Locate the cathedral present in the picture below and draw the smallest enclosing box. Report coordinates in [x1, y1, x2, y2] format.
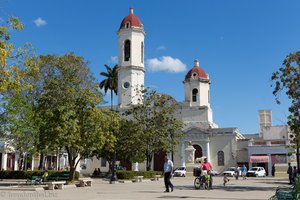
[0, 8, 291, 177]
[115, 8, 245, 173]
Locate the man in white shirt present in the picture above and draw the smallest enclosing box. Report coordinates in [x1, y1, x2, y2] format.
[163, 155, 174, 192]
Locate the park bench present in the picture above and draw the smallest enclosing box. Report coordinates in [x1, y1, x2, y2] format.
[151, 175, 161, 181]
[78, 178, 93, 187]
[133, 176, 144, 182]
[46, 181, 66, 190]
[26, 175, 42, 185]
[47, 172, 70, 181]
[269, 175, 300, 200]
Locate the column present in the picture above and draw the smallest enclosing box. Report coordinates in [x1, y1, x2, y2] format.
[249, 154, 252, 169]
[206, 141, 211, 162]
[181, 143, 186, 167]
[75, 154, 80, 172]
[268, 154, 272, 177]
[1, 152, 7, 170]
[31, 156, 35, 170]
[132, 162, 139, 171]
[14, 152, 19, 171]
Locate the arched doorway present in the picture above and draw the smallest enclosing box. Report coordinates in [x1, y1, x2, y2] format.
[193, 145, 203, 161]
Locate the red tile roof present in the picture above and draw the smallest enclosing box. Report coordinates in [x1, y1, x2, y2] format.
[120, 8, 142, 29]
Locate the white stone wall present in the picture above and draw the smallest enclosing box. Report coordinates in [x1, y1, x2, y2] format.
[210, 135, 237, 172]
[262, 125, 289, 140]
[184, 80, 210, 107]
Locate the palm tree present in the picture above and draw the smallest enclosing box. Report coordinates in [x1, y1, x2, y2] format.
[99, 64, 118, 183]
[99, 64, 118, 110]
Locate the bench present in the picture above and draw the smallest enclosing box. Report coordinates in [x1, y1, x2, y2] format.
[153, 175, 161, 181]
[78, 178, 93, 187]
[46, 181, 66, 190]
[269, 175, 300, 200]
[47, 172, 70, 181]
[26, 176, 42, 185]
[133, 176, 144, 182]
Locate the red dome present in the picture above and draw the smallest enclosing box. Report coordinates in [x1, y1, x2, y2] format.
[120, 8, 142, 29]
[185, 60, 208, 81]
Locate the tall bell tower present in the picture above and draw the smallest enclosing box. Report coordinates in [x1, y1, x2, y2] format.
[117, 8, 145, 108]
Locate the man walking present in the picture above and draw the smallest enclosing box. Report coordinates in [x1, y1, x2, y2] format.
[287, 163, 293, 184]
[164, 155, 174, 192]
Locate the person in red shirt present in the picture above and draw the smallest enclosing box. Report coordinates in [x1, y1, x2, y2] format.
[201, 157, 213, 189]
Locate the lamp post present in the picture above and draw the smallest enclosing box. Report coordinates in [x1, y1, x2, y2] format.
[110, 146, 118, 183]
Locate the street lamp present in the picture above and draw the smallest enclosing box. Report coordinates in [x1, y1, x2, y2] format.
[110, 146, 118, 183]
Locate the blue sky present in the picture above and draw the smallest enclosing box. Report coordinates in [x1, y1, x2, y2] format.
[3, 0, 300, 134]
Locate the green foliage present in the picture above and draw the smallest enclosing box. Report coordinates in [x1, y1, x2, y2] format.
[0, 16, 32, 93]
[32, 53, 109, 180]
[116, 170, 162, 180]
[99, 64, 118, 110]
[124, 88, 183, 170]
[272, 51, 300, 143]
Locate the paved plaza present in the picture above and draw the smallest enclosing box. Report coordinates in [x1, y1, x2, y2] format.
[0, 176, 290, 200]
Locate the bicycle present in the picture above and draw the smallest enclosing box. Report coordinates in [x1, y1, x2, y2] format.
[193, 168, 210, 190]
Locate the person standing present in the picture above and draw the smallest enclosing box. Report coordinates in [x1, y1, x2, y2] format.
[201, 157, 213, 189]
[287, 163, 293, 184]
[241, 164, 247, 180]
[293, 166, 297, 184]
[163, 155, 174, 192]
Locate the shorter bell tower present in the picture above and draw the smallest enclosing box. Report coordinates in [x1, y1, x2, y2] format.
[183, 59, 211, 107]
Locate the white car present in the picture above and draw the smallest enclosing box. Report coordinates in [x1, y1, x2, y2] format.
[173, 166, 186, 177]
[247, 167, 266, 177]
[223, 167, 240, 177]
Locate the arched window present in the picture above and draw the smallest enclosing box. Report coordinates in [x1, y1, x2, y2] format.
[217, 151, 224, 166]
[192, 88, 198, 102]
[141, 42, 144, 63]
[124, 40, 131, 61]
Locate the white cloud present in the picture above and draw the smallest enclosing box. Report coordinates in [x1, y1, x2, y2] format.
[110, 56, 118, 63]
[156, 45, 166, 51]
[33, 17, 47, 27]
[146, 56, 186, 73]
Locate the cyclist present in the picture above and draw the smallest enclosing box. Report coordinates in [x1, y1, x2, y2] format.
[201, 158, 213, 189]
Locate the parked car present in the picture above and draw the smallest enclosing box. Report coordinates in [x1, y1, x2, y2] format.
[173, 166, 186, 177]
[246, 167, 266, 177]
[223, 167, 241, 177]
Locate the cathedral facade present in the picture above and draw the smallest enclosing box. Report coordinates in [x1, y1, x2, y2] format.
[116, 8, 245, 173]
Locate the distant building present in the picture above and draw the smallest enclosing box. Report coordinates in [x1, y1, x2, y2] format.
[245, 110, 291, 176]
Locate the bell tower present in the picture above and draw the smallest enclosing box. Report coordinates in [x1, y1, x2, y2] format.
[183, 59, 211, 107]
[117, 8, 145, 108]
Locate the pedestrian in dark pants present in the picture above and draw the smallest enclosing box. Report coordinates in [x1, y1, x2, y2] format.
[163, 155, 174, 192]
[293, 166, 297, 184]
[287, 163, 293, 184]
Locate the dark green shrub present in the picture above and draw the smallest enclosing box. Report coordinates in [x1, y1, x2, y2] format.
[0, 170, 79, 180]
[116, 170, 162, 180]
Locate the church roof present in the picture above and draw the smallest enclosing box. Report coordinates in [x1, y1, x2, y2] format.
[184, 59, 208, 81]
[119, 8, 142, 29]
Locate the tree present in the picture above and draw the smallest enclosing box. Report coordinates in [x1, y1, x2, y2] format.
[99, 64, 118, 182]
[35, 53, 110, 180]
[0, 53, 40, 170]
[271, 51, 300, 172]
[0, 16, 28, 93]
[125, 89, 183, 170]
[99, 64, 118, 110]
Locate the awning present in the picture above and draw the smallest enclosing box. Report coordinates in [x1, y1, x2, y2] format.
[250, 156, 269, 163]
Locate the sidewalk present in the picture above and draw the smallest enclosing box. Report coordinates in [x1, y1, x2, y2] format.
[0, 176, 289, 200]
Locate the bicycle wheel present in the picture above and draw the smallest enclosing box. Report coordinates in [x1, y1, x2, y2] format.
[194, 177, 201, 189]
